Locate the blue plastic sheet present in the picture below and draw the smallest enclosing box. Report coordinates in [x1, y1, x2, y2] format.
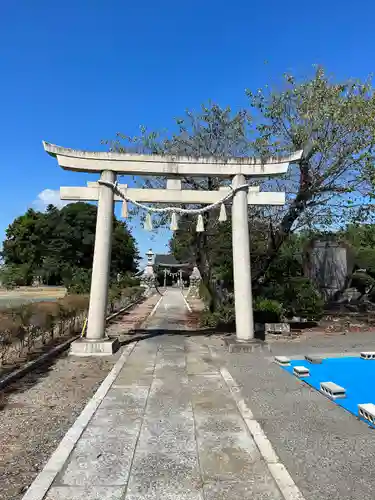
[280, 357, 375, 428]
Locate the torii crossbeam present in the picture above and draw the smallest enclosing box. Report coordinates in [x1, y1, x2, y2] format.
[43, 141, 302, 355]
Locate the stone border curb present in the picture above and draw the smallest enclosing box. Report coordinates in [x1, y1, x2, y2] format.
[180, 291, 192, 313]
[220, 367, 306, 500]
[0, 297, 144, 392]
[21, 342, 137, 500]
[149, 295, 164, 318]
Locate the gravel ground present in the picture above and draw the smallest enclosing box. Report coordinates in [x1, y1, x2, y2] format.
[0, 294, 159, 500]
[0, 354, 118, 500]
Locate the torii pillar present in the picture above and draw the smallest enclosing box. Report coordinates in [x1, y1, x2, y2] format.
[232, 174, 254, 342]
[43, 141, 302, 354]
[77, 169, 120, 355]
[84, 170, 117, 349]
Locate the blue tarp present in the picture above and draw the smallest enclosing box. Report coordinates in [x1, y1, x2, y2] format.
[280, 357, 375, 428]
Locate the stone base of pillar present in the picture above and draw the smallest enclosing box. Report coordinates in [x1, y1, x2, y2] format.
[225, 337, 269, 354]
[69, 338, 120, 356]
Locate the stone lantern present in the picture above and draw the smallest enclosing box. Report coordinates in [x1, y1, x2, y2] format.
[140, 249, 156, 296]
[188, 266, 202, 298]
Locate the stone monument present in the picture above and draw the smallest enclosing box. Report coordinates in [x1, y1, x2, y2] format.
[305, 240, 348, 300]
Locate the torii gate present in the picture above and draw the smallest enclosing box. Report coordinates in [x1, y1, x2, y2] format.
[43, 141, 302, 355]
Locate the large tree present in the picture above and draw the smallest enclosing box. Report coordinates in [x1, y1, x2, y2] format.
[105, 68, 375, 309]
[247, 68, 375, 280]
[2, 203, 139, 287]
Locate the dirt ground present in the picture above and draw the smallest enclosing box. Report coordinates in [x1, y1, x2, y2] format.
[0, 294, 159, 500]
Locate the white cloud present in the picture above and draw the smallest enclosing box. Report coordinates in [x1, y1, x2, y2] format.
[33, 189, 70, 211]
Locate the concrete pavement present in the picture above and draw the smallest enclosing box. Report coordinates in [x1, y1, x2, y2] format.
[23, 290, 292, 500]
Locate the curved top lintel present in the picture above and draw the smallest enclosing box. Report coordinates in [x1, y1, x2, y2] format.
[43, 141, 303, 166]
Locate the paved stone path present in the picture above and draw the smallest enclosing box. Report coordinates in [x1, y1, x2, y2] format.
[25, 289, 286, 500]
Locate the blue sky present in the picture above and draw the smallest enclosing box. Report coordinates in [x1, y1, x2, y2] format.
[1, 0, 374, 262]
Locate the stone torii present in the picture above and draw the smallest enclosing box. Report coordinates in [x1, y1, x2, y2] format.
[43, 141, 302, 355]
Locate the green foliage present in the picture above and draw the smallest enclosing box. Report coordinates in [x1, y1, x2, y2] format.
[247, 68, 375, 277]
[350, 271, 375, 295]
[354, 248, 375, 274]
[0, 263, 31, 288]
[199, 281, 213, 304]
[65, 268, 92, 294]
[111, 222, 140, 281]
[200, 304, 235, 329]
[171, 218, 234, 287]
[200, 297, 284, 329]
[2, 203, 139, 289]
[340, 224, 375, 278]
[261, 277, 324, 320]
[343, 224, 375, 249]
[108, 285, 122, 312]
[105, 103, 252, 159]
[110, 70, 375, 302]
[120, 285, 143, 299]
[108, 284, 143, 313]
[264, 235, 305, 282]
[116, 273, 141, 288]
[253, 298, 284, 319]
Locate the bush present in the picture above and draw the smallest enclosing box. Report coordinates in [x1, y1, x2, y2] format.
[200, 303, 235, 328]
[30, 301, 61, 344]
[58, 295, 89, 316]
[288, 278, 324, 319]
[108, 285, 144, 312]
[199, 282, 212, 304]
[122, 286, 143, 300]
[31, 301, 60, 325]
[65, 268, 92, 294]
[263, 278, 324, 320]
[5, 303, 35, 353]
[0, 312, 22, 363]
[253, 298, 284, 323]
[0, 285, 142, 369]
[108, 285, 122, 312]
[116, 273, 141, 288]
[0, 264, 31, 289]
[354, 247, 375, 275]
[200, 296, 285, 329]
[350, 271, 375, 296]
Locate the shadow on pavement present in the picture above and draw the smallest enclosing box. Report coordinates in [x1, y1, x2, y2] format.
[119, 327, 233, 346]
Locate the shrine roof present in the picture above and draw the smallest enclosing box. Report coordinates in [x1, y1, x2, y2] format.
[154, 254, 190, 268]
